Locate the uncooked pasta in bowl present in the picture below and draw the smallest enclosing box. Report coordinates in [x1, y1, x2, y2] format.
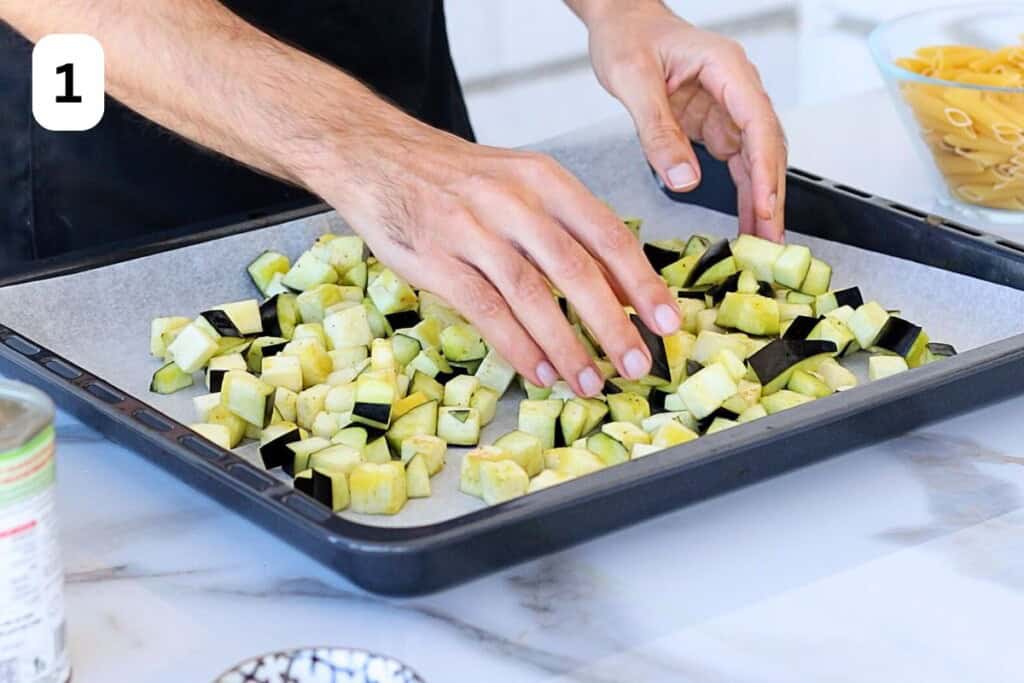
[870, 5, 1024, 218]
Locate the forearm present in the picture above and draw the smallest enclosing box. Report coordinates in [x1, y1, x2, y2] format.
[564, 0, 666, 26]
[0, 0, 420, 192]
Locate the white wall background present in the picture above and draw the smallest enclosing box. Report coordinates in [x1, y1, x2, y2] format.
[445, 0, 999, 147]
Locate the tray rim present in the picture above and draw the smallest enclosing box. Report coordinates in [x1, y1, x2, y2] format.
[4, 147, 1024, 594]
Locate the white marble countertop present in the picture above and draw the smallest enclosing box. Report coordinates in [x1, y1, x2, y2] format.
[17, 91, 1024, 682]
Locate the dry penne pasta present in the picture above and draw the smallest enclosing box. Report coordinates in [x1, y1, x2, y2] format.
[896, 39, 1024, 209]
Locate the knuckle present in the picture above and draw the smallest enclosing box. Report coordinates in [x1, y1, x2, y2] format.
[600, 222, 637, 253]
[643, 122, 684, 150]
[553, 244, 594, 282]
[457, 273, 504, 320]
[514, 266, 552, 307]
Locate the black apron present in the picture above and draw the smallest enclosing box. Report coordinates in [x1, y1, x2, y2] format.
[0, 1, 473, 277]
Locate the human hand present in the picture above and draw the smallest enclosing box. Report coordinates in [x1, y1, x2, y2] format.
[311, 116, 682, 396]
[581, 1, 788, 240]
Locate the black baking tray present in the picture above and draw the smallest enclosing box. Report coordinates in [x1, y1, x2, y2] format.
[3, 144, 1024, 595]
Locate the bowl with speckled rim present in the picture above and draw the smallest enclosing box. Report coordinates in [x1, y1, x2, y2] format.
[213, 647, 425, 683]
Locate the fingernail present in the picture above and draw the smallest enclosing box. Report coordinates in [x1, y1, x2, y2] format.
[536, 361, 557, 387]
[655, 304, 681, 334]
[578, 367, 603, 396]
[666, 163, 699, 190]
[623, 348, 650, 379]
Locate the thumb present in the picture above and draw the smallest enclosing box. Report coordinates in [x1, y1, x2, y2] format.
[613, 67, 701, 192]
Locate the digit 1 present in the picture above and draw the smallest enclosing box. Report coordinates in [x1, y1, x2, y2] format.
[55, 63, 82, 103]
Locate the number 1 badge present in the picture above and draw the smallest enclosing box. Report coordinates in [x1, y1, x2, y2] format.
[32, 34, 105, 132]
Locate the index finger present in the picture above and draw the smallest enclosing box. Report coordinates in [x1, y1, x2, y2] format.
[519, 155, 683, 337]
[698, 47, 787, 240]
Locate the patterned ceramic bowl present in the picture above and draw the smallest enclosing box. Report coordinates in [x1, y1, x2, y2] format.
[213, 647, 425, 683]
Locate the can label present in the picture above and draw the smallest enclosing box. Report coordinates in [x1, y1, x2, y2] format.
[0, 427, 69, 683]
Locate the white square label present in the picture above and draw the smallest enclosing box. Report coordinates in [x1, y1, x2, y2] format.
[32, 34, 105, 132]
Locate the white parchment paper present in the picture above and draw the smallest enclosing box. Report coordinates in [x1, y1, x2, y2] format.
[2, 118, 1023, 527]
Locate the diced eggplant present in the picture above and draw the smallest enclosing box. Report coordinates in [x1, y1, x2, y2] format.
[815, 287, 864, 317]
[799, 258, 832, 296]
[683, 238, 733, 287]
[470, 386, 499, 426]
[189, 423, 233, 450]
[324, 304, 375, 350]
[385, 399, 438, 451]
[869, 355, 909, 380]
[847, 302, 890, 349]
[443, 375, 481, 408]
[259, 293, 300, 340]
[247, 251, 291, 296]
[517, 399, 564, 450]
[406, 348, 451, 379]
[786, 291, 816, 305]
[772, 244, 812, 290]
[807, 317, 855, 357]
[396, 434, 444, 477]
[782, 315, 821, 340]
[311, 468, 350, 511]
[150, 361, 194, 394]
[409, 371, 445, 404]
[258, 424, 302, 470]
[206, 405, 247, 447]
[362, 299, 391, 339]
[331, 425, 369, 451]
[651, 419, 698, 448]
[479, 459, 530, 505]
[528, 469, 574, 493]
[815, 357, 857, 392]
[459, 446, 508, 496]
[606, 392, 651, 427]
[364, 435, 393, 464]
[738, 404, 768, 422]
[206, 352, 247, 392]
[283, 437, 331, 476]
[927, 342, 957, 357]
[385, 309, 421, 331]
[546, 447, 606, 477]
[150, 316, 191, 358]
[404, 455, 432, 499]
[628, 314, 670, 381]
[296, 384, 330, 430]
[691, 330, 748, 365]
[349, 462, 407, 515]
[192, 392, 222, 422]
[200, 308, 243, 338]
[167, 322, 219, 373]
[352, 372, 395, 430]
[643, 242, 684, 271]
[778, 302, 814, 323]
[696, 406, 740, 433]
[705, 417, 739, 434]
[747, 338, 837, 394]
[473, 349, 517, 396]
[440, 323, 487, 362]
[787, 369, 833, 398]
[731, 234, 784, 282]
[282, 337, 333, 388]
[586, 431, 630, 466]
[874, 317, 930, 367]
[220, 370, 274, 427]
[367, 268, 418, 315]
[309, 443, 363, 475]
[246, 336, 288, 372]
[282, 251, 339, 291]
[438, 407, 481, 446]
[715, 292, 780, 336]
[662, 254, 700, 287]
[761, 389, 815, 414]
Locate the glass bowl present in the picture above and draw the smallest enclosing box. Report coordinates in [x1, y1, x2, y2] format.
[869, 4, 1024, 222]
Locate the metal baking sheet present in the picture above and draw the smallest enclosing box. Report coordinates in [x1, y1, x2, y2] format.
[4, 119, 1024, 594]
[1, 123, 1023, 529]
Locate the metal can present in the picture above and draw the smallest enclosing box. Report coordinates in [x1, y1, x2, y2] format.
[0, 380, 69, 683]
